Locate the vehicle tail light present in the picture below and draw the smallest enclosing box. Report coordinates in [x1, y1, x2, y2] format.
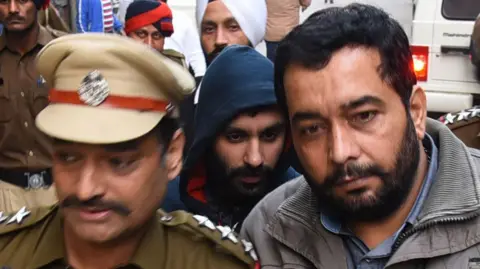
[411, 45, 429, 82]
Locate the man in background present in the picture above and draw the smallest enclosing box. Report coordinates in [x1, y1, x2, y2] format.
[0, 0, 66, 212]
[265, 0, 311, 62]
[196, 0, 266, 66]
[125, 0, 186, 68]
[162, 45, 299, 232]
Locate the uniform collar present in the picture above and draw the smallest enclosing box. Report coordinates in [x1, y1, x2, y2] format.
[29, 207, 166, 269]
[0, 25, 54, 52]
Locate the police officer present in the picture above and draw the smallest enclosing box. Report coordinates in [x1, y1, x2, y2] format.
[125, 0, 187, 68]
[0, 34, 258, 268]
[439, 106, 480, 149]
[0, 0, 66, 212]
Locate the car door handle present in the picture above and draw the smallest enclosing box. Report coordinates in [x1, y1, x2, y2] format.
[441, 46, 470, 55]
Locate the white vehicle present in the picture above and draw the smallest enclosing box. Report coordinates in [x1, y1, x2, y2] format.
[301, 0, 414, 41]
[411, 0, 480, 113]
[168, 0, 480, 114]
[302, 0, 480, 114]
[167, 0, 196, 20]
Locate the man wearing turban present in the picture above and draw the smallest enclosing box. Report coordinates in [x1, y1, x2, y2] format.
[125, 0, 187, 68]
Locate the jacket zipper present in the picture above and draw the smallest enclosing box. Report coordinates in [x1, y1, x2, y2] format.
[392, 210, 480, 253]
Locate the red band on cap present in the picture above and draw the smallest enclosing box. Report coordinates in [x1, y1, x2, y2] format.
[49, 89, 169, 112]
[160, 21, 173, 32]
[125, 4, 172, 35]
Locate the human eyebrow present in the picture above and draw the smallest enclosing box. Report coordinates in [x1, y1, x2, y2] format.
[201, 20, 217, 27]
[224, 17, 239, 25]
[341, 95, 385, 111]
[223, 126, 247, 134]
[261, 122, 285, 134]
[291, 111, 325, 126]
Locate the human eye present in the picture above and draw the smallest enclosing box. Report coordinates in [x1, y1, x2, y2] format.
[225, 131, 247, 143]
[350, 111, 377, 125]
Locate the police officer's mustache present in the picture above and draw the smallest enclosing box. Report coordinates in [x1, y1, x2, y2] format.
[5, 14, 24, 23]
[61, 195, 131, 216]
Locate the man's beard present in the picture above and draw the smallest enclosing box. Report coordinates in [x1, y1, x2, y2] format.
[306, 117, 420, 222]
[205, 150, 277, 205]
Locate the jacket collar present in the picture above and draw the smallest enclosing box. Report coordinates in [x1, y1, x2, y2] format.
[416, 118, 480, 222]
[266, 118, 480, 267]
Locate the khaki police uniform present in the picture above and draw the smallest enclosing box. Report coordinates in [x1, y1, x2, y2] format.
[163, 49, 188, 69]
[0, 206, 258, 268]
[0, 33, 258, 268]
[439, 106, 480, 149]
[38, 3, 71, 33]
[0, 26, 66, 213]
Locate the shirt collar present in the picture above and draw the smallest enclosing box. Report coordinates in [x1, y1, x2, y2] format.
[321, 133, 439, 234]
[0, 25, 54, 52]
[30, 207, 166, 269]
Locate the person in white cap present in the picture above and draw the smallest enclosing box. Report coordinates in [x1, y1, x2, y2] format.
[0, 33, 258, 269]
[196, 0, 267, 65]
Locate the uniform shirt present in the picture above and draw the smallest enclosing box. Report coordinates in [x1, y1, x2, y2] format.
[0, 206, 257, 269]
[321, 134, 439, 269]
[0, 27, 57, 170]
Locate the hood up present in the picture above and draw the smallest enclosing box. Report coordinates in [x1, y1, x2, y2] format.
[179, 45, 296, 224]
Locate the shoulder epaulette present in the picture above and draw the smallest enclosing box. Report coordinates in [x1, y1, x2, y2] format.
[162, 49, 185, 59]
[49, 28, 68, 38]
[438, 106, 480, 129]
[162, 49, 187, 69]
[157, 210, 258, 267]
[0, 205, 56, 235]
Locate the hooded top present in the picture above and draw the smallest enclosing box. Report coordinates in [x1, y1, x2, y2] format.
[195, 0, 267, 47]
[161, 45, 299, 231]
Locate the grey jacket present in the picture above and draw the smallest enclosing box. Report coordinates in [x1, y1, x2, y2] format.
[241, 119, 480, 269]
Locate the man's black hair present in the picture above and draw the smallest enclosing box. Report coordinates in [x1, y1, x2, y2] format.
[274, 3, 417, 114]
[152, 116, 180, 152]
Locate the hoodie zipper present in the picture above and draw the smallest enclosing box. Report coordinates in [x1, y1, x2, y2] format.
[392, 210, 480, 253]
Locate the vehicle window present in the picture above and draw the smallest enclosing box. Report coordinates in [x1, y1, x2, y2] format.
[442, 0, 480, 21]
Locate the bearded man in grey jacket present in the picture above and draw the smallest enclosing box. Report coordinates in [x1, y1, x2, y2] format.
[241, 3, 480, 269]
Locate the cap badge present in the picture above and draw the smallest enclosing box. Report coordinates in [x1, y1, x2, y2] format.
[78, 70, 110, 106]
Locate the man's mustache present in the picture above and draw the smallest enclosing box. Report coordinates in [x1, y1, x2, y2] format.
[229, 165, 273, 181]
[207, 45, 227, 62]
[325, 162, 388, 187]
[61, 195, 131, 216]
[5, 15, 24, 22]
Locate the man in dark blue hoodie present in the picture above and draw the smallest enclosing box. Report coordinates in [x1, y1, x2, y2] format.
[162, 45, 299, 231]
